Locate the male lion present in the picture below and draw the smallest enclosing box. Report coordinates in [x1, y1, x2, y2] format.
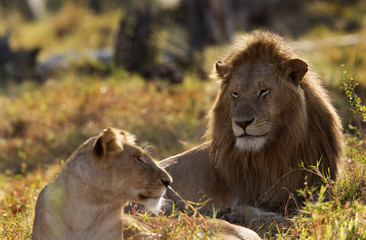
[160, 30, 343, 225]
[32, 127, 260, 240]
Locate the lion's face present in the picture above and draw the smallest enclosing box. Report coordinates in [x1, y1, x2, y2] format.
[228, 62, 276, 152]
[220, 59, 308, 152]
[92, 128, 172, 212]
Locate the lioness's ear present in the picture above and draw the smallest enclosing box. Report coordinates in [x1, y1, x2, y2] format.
[279, 59, 308, 85]
[214, 60, 228, 78]
[93, 127, 123, 165]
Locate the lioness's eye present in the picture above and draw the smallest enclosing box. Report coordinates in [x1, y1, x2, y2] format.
[135, 156, 145, 164]
[259, 89, 270, 98]
[231, 92, 238, 99]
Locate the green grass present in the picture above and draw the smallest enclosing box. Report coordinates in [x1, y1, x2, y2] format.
[1, 4, 366, 239]
[273, 149, 366, 239]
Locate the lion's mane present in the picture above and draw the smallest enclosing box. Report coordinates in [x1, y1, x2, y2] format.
[205, 31, 343, 208]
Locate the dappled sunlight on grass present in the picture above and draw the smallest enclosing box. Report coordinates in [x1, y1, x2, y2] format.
[0, 72, 216, 173]
[0, 165, 60, 239]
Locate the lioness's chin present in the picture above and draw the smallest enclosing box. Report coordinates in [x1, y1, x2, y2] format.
[144, 197, 164, 213]
[235, 137, 266, 152]
[137, 189, 166, 213]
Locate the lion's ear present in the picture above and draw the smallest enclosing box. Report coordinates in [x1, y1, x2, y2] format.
[93, 127, 124, 166]
[279, 59, 308, 85]
[214, 60, 228, 78]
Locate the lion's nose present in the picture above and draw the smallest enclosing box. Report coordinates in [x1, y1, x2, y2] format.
[235, 117, 254, 130]
[161, 178, 172, 187]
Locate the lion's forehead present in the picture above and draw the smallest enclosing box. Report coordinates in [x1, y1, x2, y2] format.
[231, 62, 277, 88]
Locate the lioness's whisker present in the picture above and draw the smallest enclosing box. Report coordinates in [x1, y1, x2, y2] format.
[168, 186, 185, 201]
[167, 186, 201, 216]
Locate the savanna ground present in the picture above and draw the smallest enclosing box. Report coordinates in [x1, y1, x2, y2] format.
[1, 3, 366, 239]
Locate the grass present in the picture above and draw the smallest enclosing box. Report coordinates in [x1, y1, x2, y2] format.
[1, 4, 366, 239]
[0, 71, 216, 173]
[275, 150, 366, 239]
[124, 208, 224, 239]
[0, 166, 59, 239]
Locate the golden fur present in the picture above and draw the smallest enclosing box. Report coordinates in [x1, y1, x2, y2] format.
[32, 127, 172, 240]
[161, 30, 343, 223]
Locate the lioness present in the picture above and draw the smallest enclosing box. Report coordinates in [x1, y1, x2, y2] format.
[32, 127, 260, 240]
[160, 30, 343, 226]
[32, 127, 172, 240]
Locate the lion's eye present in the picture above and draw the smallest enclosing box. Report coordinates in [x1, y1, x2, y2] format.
[259, 89, 270, 98]
[231, 92, 238, 99]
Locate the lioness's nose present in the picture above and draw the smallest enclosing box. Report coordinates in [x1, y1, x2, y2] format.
[161, 178, 172, 187]
[235, 117, 254, 130]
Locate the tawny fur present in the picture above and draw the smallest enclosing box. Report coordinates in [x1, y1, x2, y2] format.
[161, 30, 343, 222]
[32, 127, 172, 240]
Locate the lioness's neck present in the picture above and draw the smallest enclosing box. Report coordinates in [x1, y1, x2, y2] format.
[47, 155, 127, 239]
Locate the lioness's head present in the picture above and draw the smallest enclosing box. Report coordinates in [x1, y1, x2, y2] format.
[92, 127, 172, 212]
[211, 31, 309, 152]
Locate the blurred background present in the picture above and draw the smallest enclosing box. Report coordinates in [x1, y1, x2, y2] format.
[0, 0, 366, 174]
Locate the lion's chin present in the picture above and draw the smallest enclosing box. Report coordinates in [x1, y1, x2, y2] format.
[235, 136, 266, 152]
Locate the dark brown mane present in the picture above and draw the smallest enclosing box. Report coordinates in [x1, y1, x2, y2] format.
[204, 30, 343, 208]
